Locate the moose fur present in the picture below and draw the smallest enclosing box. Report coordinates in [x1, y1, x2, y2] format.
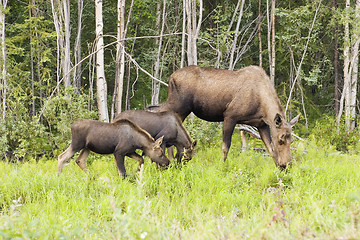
[114, 110, 197, 162]
[58, 119, 170, 177]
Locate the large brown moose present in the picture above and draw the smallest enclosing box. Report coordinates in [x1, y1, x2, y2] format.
[58, 119, 170, 177]
[113, 110, 197, 163]
[150, 65, 300, 169]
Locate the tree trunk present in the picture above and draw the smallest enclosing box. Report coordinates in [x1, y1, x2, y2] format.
[228, 0, 245, 71]
[333, 0, 340, 116]
[0, 0, 8, 120]
[63, 0, 71, 87]
[151, 0, 166, 105]
[338, 0, 360, 131]
[50, 0, 71, 89]
[185, 0, 202, 66]
[95, 0, 109, 122]
[113, 0, 126, 118]
[258, 0, 262, 67]
[267, 0, 275, 84]
[73, 0, 84, 92]
[349, 0, 360, 130]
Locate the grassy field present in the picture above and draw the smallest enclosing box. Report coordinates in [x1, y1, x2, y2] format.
[1, 134, 360, 239]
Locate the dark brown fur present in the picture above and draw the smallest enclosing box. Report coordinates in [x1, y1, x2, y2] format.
[57, 119, 170, 177]
[153, 65, 299, 168]
[114, 110, 197, 162]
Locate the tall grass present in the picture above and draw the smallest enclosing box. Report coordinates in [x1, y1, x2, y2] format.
[1, 135, 360, 239]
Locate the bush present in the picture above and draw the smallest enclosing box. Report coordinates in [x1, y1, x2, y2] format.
[309, 116, 360, 153]
[183, 116, 222, 146]
[2, 88, 96, 161]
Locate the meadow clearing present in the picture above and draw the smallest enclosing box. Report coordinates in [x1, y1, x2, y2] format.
[0, 130, 360, 239]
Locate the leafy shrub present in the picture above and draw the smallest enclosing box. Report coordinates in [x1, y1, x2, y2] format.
[309, 116, 360, 153]
[42, 87, 97, 156]
[183, 116, 222, 146]
[1, 88, 96, 161]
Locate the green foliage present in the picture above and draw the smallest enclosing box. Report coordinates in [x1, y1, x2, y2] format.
[0, 141, 360, 239]
[42, 88, 97, 155]
[183, 116, 222, 146]
[309, 116, 360, 153]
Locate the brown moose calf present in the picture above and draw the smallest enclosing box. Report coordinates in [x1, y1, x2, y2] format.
[57, 119, 170, 177]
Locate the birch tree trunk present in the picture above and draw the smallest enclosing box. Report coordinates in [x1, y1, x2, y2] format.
[0, 0, 8, 120]
[151, 0, 166, 105]
[184, 0, 202, 66]
[113, 0, 126, 118]
[349, 0, 360, 130]
[63, 0, 71, 87]
[333, 0, 340, 116]
[95, 0, 109, 122]
[267, 0, 275, 84]
[73, 0, 84, 91]
[50, 0, 71, 88]
[228, 0, 245, 70]
[339, 0, 360, 131]
[258, 0, 262, 67]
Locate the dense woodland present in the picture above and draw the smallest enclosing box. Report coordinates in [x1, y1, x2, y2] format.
[0, 0, 359, 159]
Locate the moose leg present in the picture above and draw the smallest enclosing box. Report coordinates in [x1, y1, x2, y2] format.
[75, 149, 90, 172]
[174, 144, 184, 164]
[114, 153, 126, 178]
[258, 125, 277, 164]
[167, 146, 175, 160]
[58, 145, 78, 175]
[222, 118, 237, 161]
[127, 152, 144, 171]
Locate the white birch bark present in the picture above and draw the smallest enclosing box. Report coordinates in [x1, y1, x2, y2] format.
[151, 0, 166, 105]
[228, 0, 245, 70]
[73, 0, 84, 91]
[266, 0, 275, 85]
[114, 0, 126, 116]
[95, 0, 109, 122]
[185, 0, 202, 66]
[0, 0, 8, 119]
[50, 0, 71, 88]
[339, 0, 359, 131]
[63, 0, 71, 87]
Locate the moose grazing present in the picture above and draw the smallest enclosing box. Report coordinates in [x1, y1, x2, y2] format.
[114, 110, 197, 163]
[149, 65, 300, 169]
[57, 119, 170, 177]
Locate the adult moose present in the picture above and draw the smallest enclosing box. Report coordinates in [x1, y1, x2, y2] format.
[113, 110, 197, 163]
[58, 119, 170, 177]
[150, 65, 300, 169]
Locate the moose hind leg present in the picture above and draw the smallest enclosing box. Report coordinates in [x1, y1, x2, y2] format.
[222, 118, 237, 161]
[58, 145, 78, 175]
[76, 149, 90, 172]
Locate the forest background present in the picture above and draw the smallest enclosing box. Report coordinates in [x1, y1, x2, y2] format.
[0, 0, 360, 160]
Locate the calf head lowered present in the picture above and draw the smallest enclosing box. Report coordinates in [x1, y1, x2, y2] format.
[144, 136, 169, 167]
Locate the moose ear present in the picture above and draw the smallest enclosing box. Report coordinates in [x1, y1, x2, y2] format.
[274, 113, 283, 128]
[154, 136, 164, 147]
[289, 113, 300, 127]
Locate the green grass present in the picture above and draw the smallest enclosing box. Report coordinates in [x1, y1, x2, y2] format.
[1, 137, 360, 239]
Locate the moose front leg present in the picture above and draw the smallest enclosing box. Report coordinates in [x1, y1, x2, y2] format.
[222, 118, 237, 161]
[114, 153, 126, 178]
[258, 125, 277, 165]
